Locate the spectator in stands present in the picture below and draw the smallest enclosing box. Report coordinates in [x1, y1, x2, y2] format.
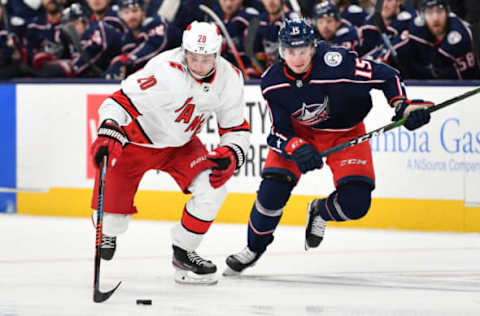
[87, 0, 128, 33]
[358, 0, 415, 63]
[253, 0, 299, 69]
[313, 1, 360, 52]
[103, 0, 181, 80]
[392, 0, 479, 79]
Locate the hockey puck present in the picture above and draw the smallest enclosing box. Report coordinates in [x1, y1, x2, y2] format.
[136, 299, 152, 305]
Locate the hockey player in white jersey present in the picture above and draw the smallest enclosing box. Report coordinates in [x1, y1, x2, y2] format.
[90, 21, 250, 285]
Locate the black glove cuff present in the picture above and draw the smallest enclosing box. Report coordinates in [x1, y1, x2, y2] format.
[98, 120, 128, 147]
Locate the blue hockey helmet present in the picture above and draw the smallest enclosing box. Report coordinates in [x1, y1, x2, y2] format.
[313, 1, 340, 20]
[118, 0, 144, 9]
[421, 0, 449, 11]
[61, 3, 88, 23]
[278, 19, 316, 57]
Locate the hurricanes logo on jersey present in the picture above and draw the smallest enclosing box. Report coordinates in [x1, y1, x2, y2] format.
[175, 97, 205, 134]
[292, 95, 329, 126]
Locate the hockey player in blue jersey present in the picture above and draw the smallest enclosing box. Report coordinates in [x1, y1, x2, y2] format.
[87, 0, 128, 34]
[26, 0, 69, 70]
[253, 0, 299, 69]
[213, 0, 261, 76]
[391, 0, 479, 79]
[103, 0, 181, 80]
[358, 0, 415, 60]
[313, 1, 360, 53]
[40, 3, 122, 77]
[224, 19, 435, 275]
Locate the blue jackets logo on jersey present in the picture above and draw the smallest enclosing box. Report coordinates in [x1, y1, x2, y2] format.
[292, 96, 329, 126]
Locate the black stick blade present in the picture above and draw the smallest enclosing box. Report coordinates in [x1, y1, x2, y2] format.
[93, 281, 122, 303]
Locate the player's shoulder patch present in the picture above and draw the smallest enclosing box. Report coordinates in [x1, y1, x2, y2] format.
[413, 16, 425, 27]
[347, 4, 363, 13]
[336, 27, 349, 37]
[323, 51, 343, 67]
[397, 11, 412, 21]
[447, 30, 462, 45]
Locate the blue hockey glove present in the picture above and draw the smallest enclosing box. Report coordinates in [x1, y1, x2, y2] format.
[285, 137, 323, 174]
[392, 99, 434, 131]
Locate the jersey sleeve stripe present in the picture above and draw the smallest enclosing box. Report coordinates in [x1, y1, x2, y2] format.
[309, 79, 385, 84]
[111, 89, 142, 119]
[262, 83, 291, 95]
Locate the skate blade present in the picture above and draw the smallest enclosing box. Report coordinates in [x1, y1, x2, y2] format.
[174, 269, 218, 285]
[222, 266, 242, 277]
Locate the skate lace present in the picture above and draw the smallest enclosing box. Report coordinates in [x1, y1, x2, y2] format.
[235, 247, 257, 264]
[187, 251, 210, 266]
[311, 216, 326, 237]
[101, 236, 116, 249]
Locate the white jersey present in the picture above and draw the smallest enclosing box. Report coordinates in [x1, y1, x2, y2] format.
[99, 47, 250, 167]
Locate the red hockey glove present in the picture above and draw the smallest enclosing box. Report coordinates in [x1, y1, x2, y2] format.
[392, 99, 434, 131]
[90, 120, 128, 168]
[285, 137, 323, 174]
[207, 146, 237, 189]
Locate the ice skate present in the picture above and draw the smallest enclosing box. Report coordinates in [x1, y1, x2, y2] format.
[100, 235, 116, 260]
[172, 245, 218, 285]
[305, 199, 326, 250]
[223, 246, 262, 276]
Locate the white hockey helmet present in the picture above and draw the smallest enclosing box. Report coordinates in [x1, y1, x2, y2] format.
[182, 21, 223, 56]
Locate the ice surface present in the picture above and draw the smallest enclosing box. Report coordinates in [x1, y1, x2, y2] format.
[1, 214, 479, 316]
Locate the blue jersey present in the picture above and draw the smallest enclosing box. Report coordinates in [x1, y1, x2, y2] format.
[339, 4, 367, 28]
[254, 10, 299, 67]
[26, 14, 72, 63]
[90, 9, 128, 34]
[72, 20, 122, 76]
[118, 15, 181, 71]
[395, 14, 479, 79]
[315, 19, 360, 53]
[260, 42, 406, 158]
[358, 5, 415, 59]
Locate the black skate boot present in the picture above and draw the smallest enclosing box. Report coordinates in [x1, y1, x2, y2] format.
[172, 245, 217, 285]
[223, 246, 262, 276]
[100, 235, 116, 260]
[305, 199, 326, 250]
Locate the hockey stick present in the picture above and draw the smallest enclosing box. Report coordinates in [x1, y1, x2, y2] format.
[318, 87, 480, 158]
[372, 0, 403, 72]
[93, 155, 121, 303]
[199, 4, 250, 79]
[60, 23, 103, 76]
[243, 16, 264, 74]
